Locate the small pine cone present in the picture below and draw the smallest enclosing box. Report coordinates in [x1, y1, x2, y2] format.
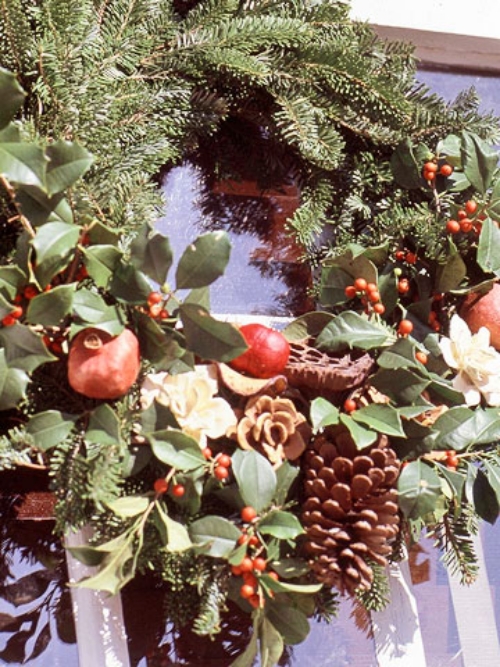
[229, 395, 311, 466]
[302, 427, 401, 596]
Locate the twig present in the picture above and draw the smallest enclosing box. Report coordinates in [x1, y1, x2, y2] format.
[0, 174, 36, 238]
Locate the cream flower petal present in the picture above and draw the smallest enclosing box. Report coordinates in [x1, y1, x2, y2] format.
[452, 372, 481, 406]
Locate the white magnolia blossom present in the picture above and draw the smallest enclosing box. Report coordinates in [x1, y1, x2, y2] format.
[140, 364, 237, 447]
[439, 315, 500, 407]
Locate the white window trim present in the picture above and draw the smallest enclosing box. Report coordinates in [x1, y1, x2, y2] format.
[349, 1, 500, 73]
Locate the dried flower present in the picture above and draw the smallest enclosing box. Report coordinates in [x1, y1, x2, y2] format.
[140, 365, 237, 447]
[231, 395, 311, 466]
[439, 314, 500, 406]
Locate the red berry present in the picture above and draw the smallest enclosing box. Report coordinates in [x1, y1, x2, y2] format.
[217, 454, 232, 468]
[203, 447, 212, 460]
[423, 161, 438, 173]
[415, 351, 428, 364]
[23, 285, 39, 299]
[460, 218, 473, 233]
[1, 314, 16, 327]
[248, 594, 261, 608]
[353, 277, 367, 292]
[240, 584, 255, 599]
[11, 306, 23, 319]
[344, 285, 357, 299]
[231, 564, 242, 576]
[149, 304, 162, 318]
[398, 319, 414, 335]
[446, 219, 460, 234]
[172, 484, 185, 498]
[457, 209, 467, 220]
[267, 571, 279, 581]
[252, 557, 267, 572]
[248, 535, 260, 547]
[242, 572, 258, 587]
[368, 290, 380, 303]
[398, 278, 410, 294]
[154, 478, 169, 495]
[405, 252, 417, 264]
[373, 303, 385, 315]
[239, 557, 254, 573]
[439, 163, 453, 177]
[423, 170, 436, 181]
[237, 534, 249, 546]
[343, 398, 357, 413]
[159, 309, 169, 319]
[241, 506, 257, 523]
[214, 465, 229, 481]
[147, 291, 163, 306]
[465, 200, 478, 215]
[394, 250, 405, 262]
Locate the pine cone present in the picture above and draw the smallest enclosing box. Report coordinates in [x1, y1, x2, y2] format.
[230, 395, 311, 466]
[302, 427, 401, 596]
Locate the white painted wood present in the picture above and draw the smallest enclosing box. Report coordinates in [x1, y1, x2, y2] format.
[447, 530, 500, 667]
[371, 558, 427, 666]
[65, 527, 131, 667]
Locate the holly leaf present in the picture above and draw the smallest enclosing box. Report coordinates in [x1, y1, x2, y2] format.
[130, 225, 173, 286]
[477, 217, 500, 277]
[150, 429, 205, 471]
[154, 502, 192, 551]
[45, 140, 93, 194]
[232, 449, 277, 512]
[461, 131, 498, 193]
[83, 245, 123, 287]
[109, 262, 151, 304]
[0, 142, 47, 188]
[179, 303, 247, 362]
[398, 459, 442, 519]
[310, 397, 339, 433]
[106, 496, 150, 518]
[176, 231, 231, 289]
[136, 312, 186, 370]
[282, 311, 335, 341]
[0, 266, 26, 301]
[372, 367, 430, 404]
[189, 516, 241, 557]
[0, 324, 55, 372]
[316, 311, 393, 352]
[86, 404, 122, 445]
[351, 403, 406, 437]
[259, 616, 285, 667]
[26, 410, 76, 451]
[264, 602, 310, 645]
[0, 348, 29, 410]
[26, 284, 76, 327]
[390, 138, 423, 189]
[0, 68, 26, 130]
[258, 510, 304, 540]
[435, 245, 467, 292]
[31, 222, 80, 286]
[339, 413, 377, 449]
[377, 337, 420, 370]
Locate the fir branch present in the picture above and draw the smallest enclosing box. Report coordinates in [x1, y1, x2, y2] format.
[355, 560, 390, 613]
[430, 505, 479, 585]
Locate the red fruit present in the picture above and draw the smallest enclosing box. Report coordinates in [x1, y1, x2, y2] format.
[172, 484, 185, 498]
[229, 323, 290, 379]
[373, 303, 385, 315]
[440, 164, 453, 177]
[240, 584, 255, 599]
[394, 250, 405, 262]
[248, 594, 261, 608]
[203, 447, 212, 460]
[415, 351, 428, 365]
[460, 283, 500, 350]
[398, 279, 410, 294]
[446, 219, 460, 234]
[344, 285, 357, 299]
[252, 557, 267, 572]
[2, 314, 16, 327]
[214, 465, 229, 481]
[68, 328, 140, 399]
[23, 285, 39, 299]
[147, 291, 163, 306]
[217, 454, 232, 468]
[423, 170, 436, 181]
[405, 252, 417, 265]
[398, 319, 414, 336]
[460, 218, 473, 233]
[423, 161, 438, 173]
[267, 571, 279, 582]
[457, 209, 467, 220]
[241, 506, 257, 523]
[465, 200, 478, 215]
[353, 277, 367, 292]
[343, 398, 357, 413]
[239, 557, 254, 573]
[154, 478, 169, 495]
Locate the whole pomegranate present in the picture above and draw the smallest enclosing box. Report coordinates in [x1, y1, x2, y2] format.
[460, 282, 500, 350]
[229, 323, 290, 379]
[68, 328, 141, 399]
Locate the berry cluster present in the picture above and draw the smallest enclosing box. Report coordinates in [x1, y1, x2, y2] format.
[422, 159, 453, 182]
[344, 277, 385, 315]
[146, 291, 169, 320]
[446, 200, 483, 236]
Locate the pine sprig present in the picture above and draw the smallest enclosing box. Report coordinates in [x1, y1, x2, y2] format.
[430, 505, 479, 585]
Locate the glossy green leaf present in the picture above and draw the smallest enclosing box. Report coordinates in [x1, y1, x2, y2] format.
[150, 429, 205, 471]
[398, 459, 442, 519]
[189, 515, 241, 557]
[31, 222, 80, 286]
[83, 245, 123, 287]
[437, 134, 461, 164]
[390, 138, 423, 189]
[0, 266, 25, 300]
[0, 68, 26, 130]
[258, 510, 304, 539]
[184, 286, 211, 310]
[130, 225, 173, 285]
[274, 462, 299, 506]
[282, 311, 335, 341]
[0, 143, 47, 188]
[264, 602, 310, 645]
[86, 404, 122, 445]
[372, 368, 429, 405]
[72, 290, 125, 335]
[45, 140, 93, 194]
[154, 502, 192, 551]
[179, 303, 247, 362]
[16, 186, 71, 226]
[471, 465, 499, 524]
[136, 313, 185, 370]
[109, 262, 152, 304]
[26, 284, 75, 327]
[339, 414, 377, 449]
[176, 231, 231, 289]
[377, 337, 420, 370]
[351, 403, 405, 437]
[0, 349, 29, 410]
[107, 496, 150, 518]
[461, 131, 498, 193]
[433, 406, 476, 451]
[72, 534, 137, 595]
[310, 397, 339, 433]
[477, 218, 500, 277]
[232, 449, 277, 512]
[260, 616, 284, 667]
[316, 311, 392, 352]
[0, 325, 55, 372]
[318, 265, 353, 307]
[261, 575, 321, 595]
[26, 410, 75, 451]
[435, 247, 467, 292]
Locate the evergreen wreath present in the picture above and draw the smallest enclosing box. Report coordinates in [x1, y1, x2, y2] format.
[1, 1, 500, 665]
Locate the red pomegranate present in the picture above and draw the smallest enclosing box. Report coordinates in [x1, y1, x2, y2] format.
[229, 323, 290, 379]
[68, 328, 141, 399]
[460, 282, 500, 350]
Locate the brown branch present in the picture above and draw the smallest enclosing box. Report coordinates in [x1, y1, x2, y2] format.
[0, 174, 36, 238]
